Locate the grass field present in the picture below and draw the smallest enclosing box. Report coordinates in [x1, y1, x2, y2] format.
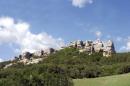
[73, 73, 130, 86]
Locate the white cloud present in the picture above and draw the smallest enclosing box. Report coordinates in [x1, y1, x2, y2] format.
[0, 58, 3, 62]
[95, 31, 102, 38]
[71, 0, 93, 8]
[116, 37, 122, 42]
[126, 41, 130, 50]
[0, 17, 65, 53]
[119, 37, 130, 51]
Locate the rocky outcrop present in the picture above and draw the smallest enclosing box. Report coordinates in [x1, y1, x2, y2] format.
[19, 58, 43, 65]
[21, 52, 33, 60]
[3, 39, 116, 69]
[34, 50, 44, 56]
[103, 40, 116, 57]
[4, 63, 14, 69]
[17, 48, 56, 65]
[93, 39, 104, 52]
[68, 39, 115, 57]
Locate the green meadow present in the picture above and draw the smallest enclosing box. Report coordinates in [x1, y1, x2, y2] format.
[74, 73, 130, 86]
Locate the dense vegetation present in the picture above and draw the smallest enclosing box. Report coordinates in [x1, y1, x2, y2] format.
[42, 48, 130, 78]
[0, 47, 130, 86]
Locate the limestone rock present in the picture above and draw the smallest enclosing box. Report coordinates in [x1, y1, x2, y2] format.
[83, 40, 93, 55]
[22, 52, 33, 59]
[69, 41, 77, 47]
[68, 39, 116, 57]
[34, 50, 44, 56]
[44, 48, 56, 55]
[76, 40, 84, 49]
[103, 40, 115, 57]
[93, 39, 104, 52]
[4, 63, 13, 69]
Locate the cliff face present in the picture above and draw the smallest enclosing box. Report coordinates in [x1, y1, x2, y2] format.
[68, 39, 116, 57]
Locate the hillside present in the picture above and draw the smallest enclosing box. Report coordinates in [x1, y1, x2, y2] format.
[0, 47, 130, 86]
[74, 73, 130, 86]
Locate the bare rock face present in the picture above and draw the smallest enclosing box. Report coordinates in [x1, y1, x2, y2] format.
[34, 50, 44, 56]
[69, 40, 84, 49]
[4, 63, 13, 69]
[83, 41, 93, 55]
[44, 48, 56, 55]
[17, 48, 56, 65]
[93, 39, 104, 52]
[22, 52, 33, 59]
[68, 39, 116, 57]
[76, 40, 84, 49]
[103, 40, 115, 57]
[69, 41, 77, 47]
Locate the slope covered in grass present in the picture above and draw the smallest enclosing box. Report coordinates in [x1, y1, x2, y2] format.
[74, 73, 130, 86]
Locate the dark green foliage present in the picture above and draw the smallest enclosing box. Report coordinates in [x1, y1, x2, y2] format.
[0, 65, 73, 86]
[42, 48, 130, 78]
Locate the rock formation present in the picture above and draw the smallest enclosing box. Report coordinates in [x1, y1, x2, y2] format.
[93, 39, 104, 52]
[17, 48, 56, 65]
[68, 39, 115, 57]
[14, 39, 116, 64]
[103, 40, 116, 57]
[3, 39, 116, 68]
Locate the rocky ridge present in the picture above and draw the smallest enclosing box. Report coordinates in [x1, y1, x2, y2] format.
[68, 39, 115, 57]
[3, 39, 116, 68]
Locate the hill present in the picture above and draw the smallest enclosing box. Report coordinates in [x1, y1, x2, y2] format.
[0, 47, 130, 86]
[74, 73, 130, 86]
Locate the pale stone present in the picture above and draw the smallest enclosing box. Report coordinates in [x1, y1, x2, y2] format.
[4, 63, 13, 69]
[76, 40, 84, 49]
[69, 41, 77, 47]
[103, 40, 115, 57]
[34, 50, 44, 56]
[68, 39, 116, 57]
[44, 48, 56, 55]
[93, 39, 104, 52]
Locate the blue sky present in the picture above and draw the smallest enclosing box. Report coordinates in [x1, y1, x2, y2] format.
[0, 0, 130, 61]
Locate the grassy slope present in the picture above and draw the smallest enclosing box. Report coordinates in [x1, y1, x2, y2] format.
[74, 73, 130, 86]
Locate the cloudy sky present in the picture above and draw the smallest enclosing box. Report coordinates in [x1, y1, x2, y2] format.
[0, 0, 130, 61]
